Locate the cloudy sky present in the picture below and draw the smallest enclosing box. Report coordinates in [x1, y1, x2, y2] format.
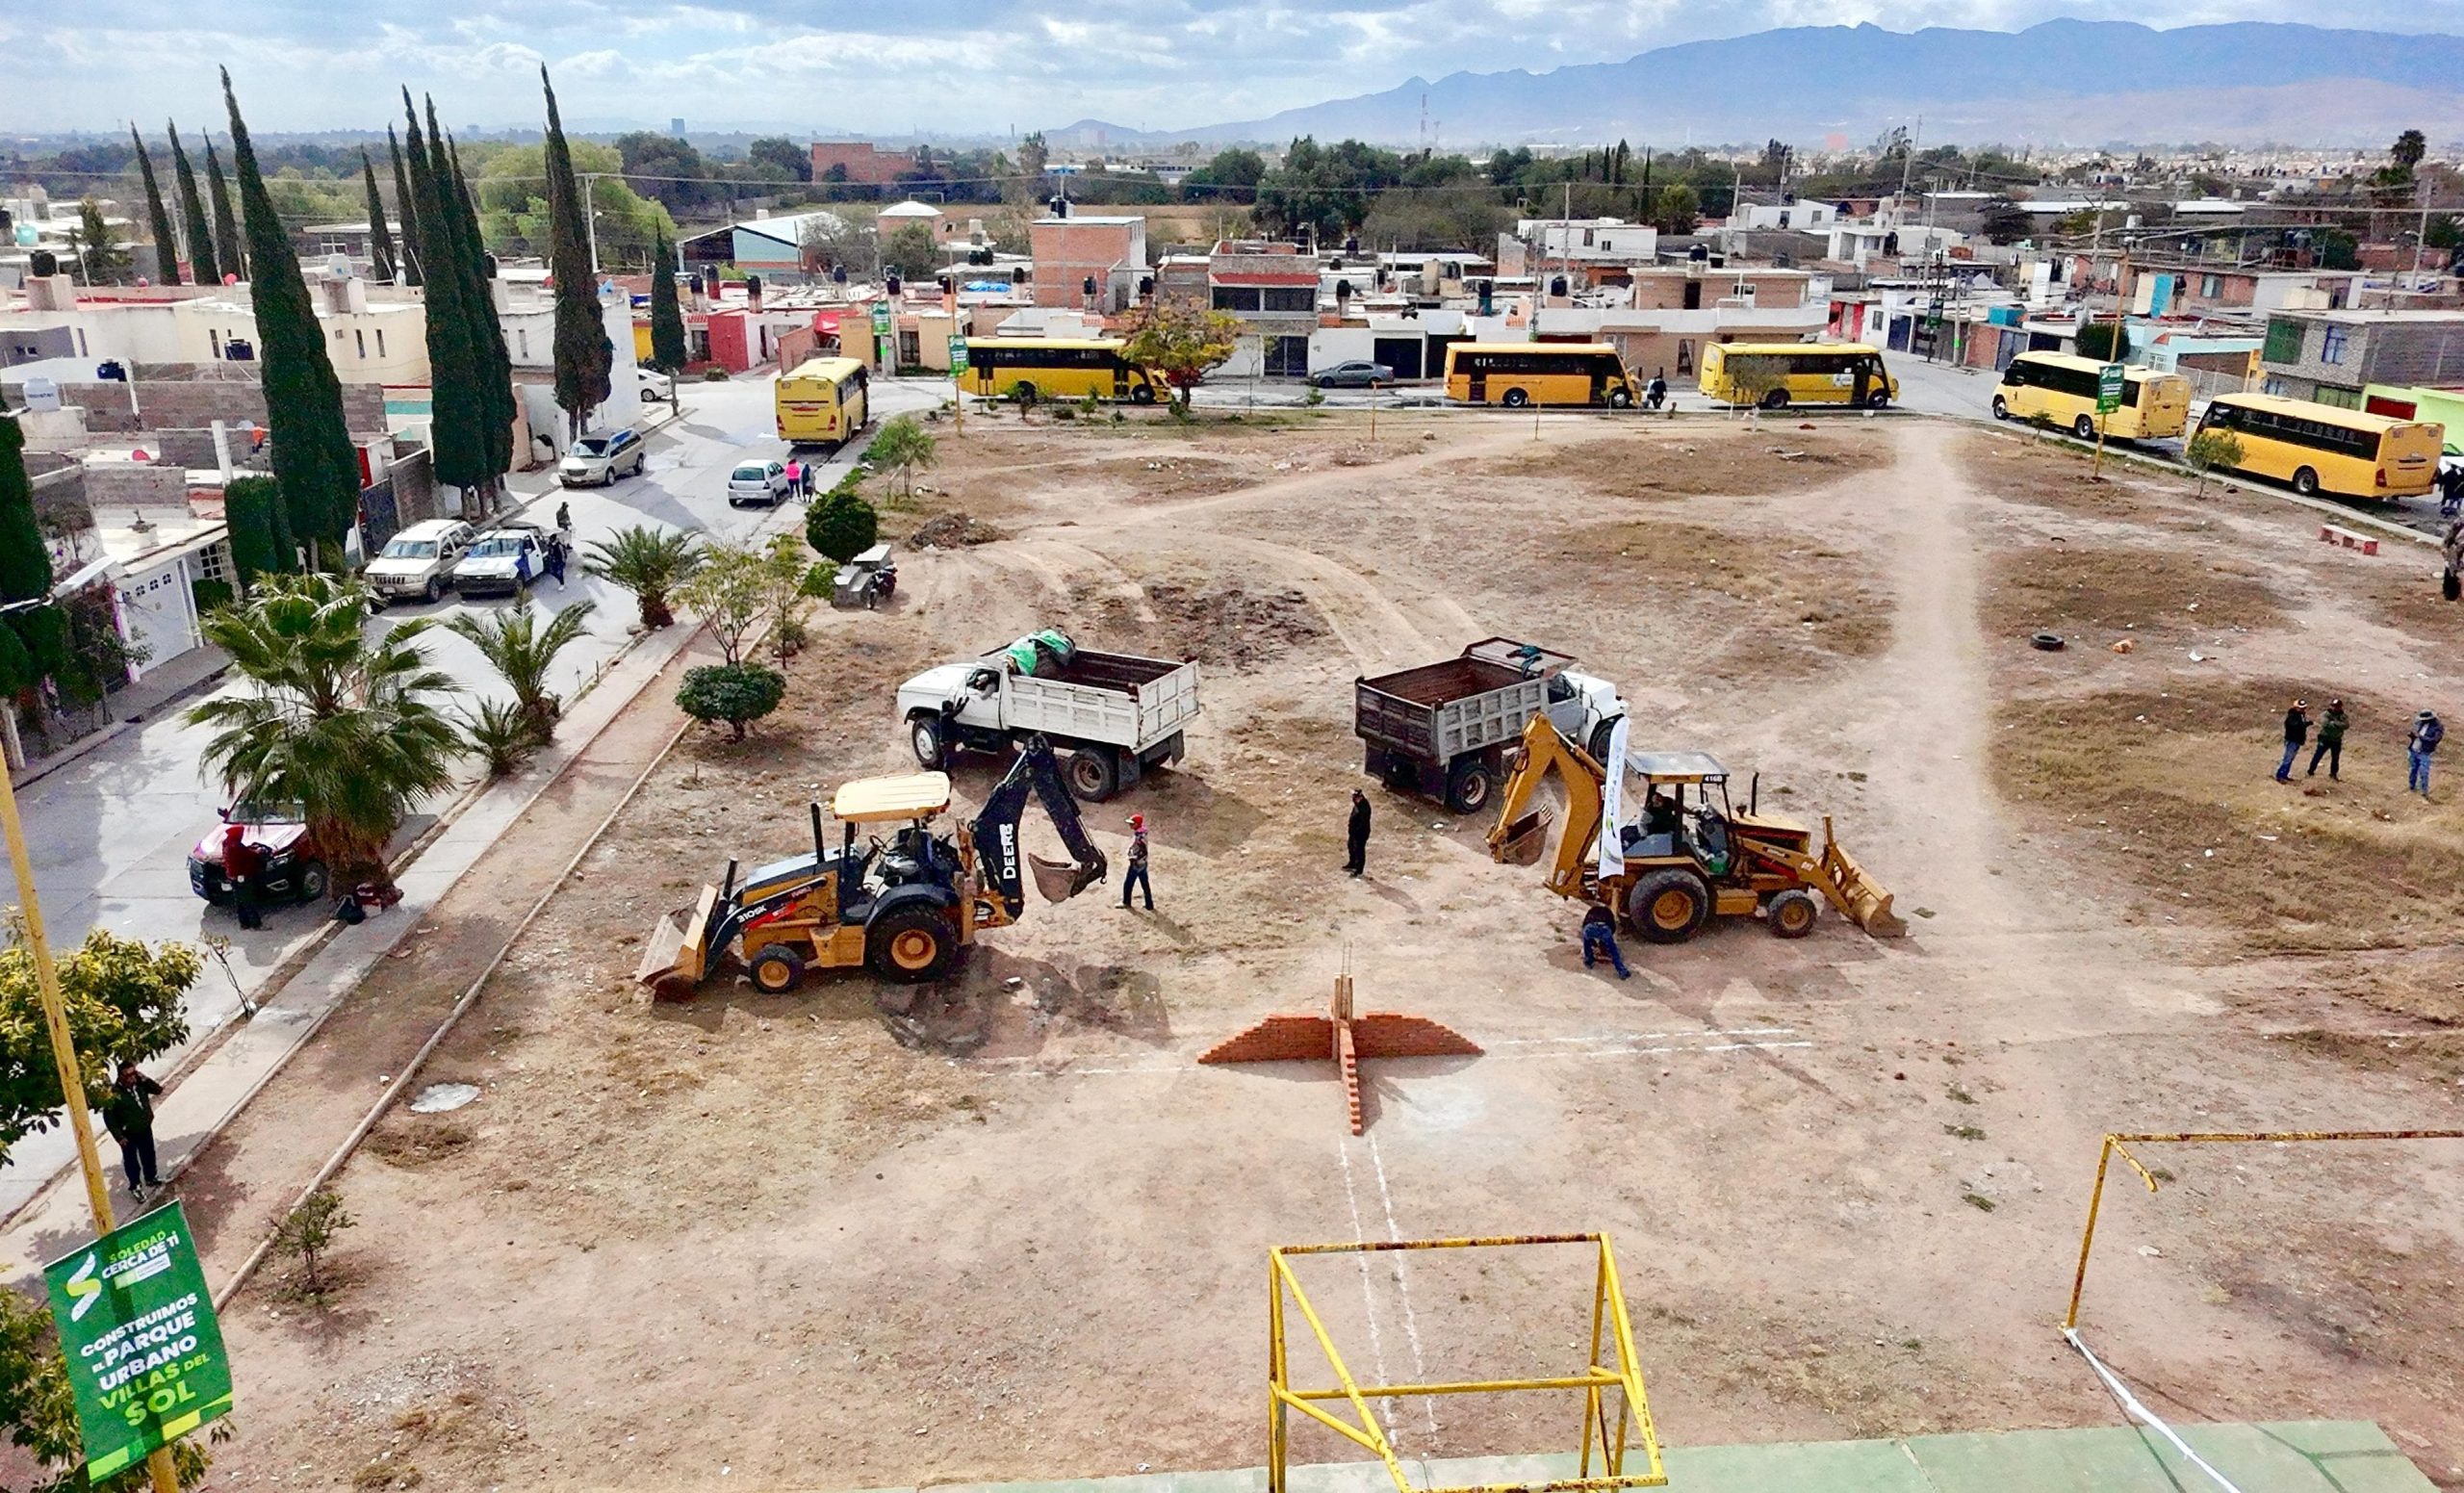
[4, 0, 2451, 136]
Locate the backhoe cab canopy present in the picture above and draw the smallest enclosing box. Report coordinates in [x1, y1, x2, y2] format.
[1624, 750, 1729, 785]
[832, 772, 952, 823]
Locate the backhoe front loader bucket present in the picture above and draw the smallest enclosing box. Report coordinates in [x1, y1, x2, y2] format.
[635, 884, 723, 997]
[1816, 817, 1906, 939]
[1498, 808, 1553, 866]
[1029, 849, 1109, 904]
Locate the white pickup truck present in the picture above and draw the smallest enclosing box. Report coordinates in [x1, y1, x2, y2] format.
[898, 631, 1200, 802]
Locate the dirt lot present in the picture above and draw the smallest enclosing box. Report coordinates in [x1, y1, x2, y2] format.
[211, 413, 2464, 1492]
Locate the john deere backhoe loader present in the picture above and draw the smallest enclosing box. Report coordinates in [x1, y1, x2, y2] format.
[1485, 713, 1904, 943]
[636, 734, 1108, 996]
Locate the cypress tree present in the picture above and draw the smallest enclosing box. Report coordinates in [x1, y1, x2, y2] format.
[388, 128, 423, 287]
[449, 135, 518, 487]
[221, 475, 296, 589]
[362, 151, 398, 284]
[129, 127, 179, 287]
[0, 412, 51, 603]
[222, 70, 358, 566]
[541, 67, 611, 437]
[168, 123, 218, 287]
[649, 232, 687, 373]
[205, 140, 244, 281]
[400, 96, 487, 506]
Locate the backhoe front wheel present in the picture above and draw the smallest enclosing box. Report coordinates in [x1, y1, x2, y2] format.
[1628, 868, 1710, 944]
[868, 907, 959, 984]
[750, 945, 808, 992]
[1766, 888, 1820, 939]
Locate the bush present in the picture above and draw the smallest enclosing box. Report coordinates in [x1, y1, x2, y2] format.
[702, 368, 730, 381]
[192, 578, 235, 614]
[806, 489, 879, 562]
[463, 698, 540, 778]
[1053, 405, 1077, 422]
[274, 1186, 354, 1302]
[677, 661, 784, 741]
[803, 561, 836, 598]
[1303, 387, 1325, 407]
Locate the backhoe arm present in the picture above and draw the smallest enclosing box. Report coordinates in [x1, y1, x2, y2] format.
[970, 734, 1109, 919]
[1484, 712, 1606, 901]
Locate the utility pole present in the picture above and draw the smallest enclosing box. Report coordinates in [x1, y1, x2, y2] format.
[2093, 235, 2135, 481]
[578, 171, 601, 274]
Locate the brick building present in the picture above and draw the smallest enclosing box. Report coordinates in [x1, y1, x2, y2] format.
[809, 142, 914, 186]
[2258, 308, 2464, 407]
[1029, 215, 1148, 312]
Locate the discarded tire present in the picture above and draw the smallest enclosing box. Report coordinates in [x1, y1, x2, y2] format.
[2031, 632, 2066, 652]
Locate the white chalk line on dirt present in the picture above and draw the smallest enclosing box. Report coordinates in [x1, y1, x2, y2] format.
[1333, 1139, 1399, 1438]
[1363, 1128, 1442, 1439]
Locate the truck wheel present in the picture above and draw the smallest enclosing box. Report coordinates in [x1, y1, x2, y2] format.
[910, 717, 946, 769]
[1627, 868, 1710, 943]
[749, 945, 807, 992]
[1066, 748, 1120, 802]
[868, 907, 958, 984]
[1767, 888, 1820, 939]
[1444, 759, 1494, 814]
[1588, 719, 1619, 768]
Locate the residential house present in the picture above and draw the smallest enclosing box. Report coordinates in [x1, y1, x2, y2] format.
[809, 142, 913, 186]
[677, 208, 857, 280]
[1199, 240, 1315, 377]
[2259, 308, 2464, 406]
[1030, 214, 1148, 313]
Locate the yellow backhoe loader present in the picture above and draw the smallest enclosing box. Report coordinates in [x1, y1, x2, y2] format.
[635, 734, 1108, 997]
[1485, 713, 1904, 943]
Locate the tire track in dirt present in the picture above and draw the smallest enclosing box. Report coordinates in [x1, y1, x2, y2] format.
[1092, 526, 1434, 669]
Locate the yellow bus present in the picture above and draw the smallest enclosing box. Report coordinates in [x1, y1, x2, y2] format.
[2194, 393, 2443, 499]
[776, 356, 870, 446]
[960, 339, 1163, 403]
[1989, 351, 2191, 440]
[1699, 342, 1897, 409]
[1442, 344, 1638, 408]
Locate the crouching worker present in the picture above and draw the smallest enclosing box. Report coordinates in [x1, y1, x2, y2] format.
[1580, 904, 1631, 980]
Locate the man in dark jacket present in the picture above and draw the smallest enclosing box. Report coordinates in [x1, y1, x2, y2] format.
[102, 1062, 164, 1202]
[1580, 905, 1630, 979]
[1345, 789, 1371, 877]
[2410, 709, 2446, 796]
[222, 823, 266, 929]
[2275, 699, 2310, 784]
[2307, 699, 2348, 780]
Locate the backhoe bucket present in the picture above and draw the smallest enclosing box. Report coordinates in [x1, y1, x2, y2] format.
[1817, 819, 1906, 939]
[1498, 809, 1552, 867]
[1030, 850, 1109, 904]
[635, 885, 722, 996]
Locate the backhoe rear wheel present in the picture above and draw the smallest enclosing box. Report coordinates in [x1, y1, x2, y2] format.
[1628, 868, 1710, 944]
[1766, 888, 1820, 939]
[749, 944, 808, 992]
[868, 907, 959, 984]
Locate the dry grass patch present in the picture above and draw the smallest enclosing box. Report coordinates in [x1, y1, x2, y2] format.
[1563, 518, 1891, 672]
[364, 1116, 476, 1168]
[1961, 429, 2185, 521]
[1980, 542, 2286, 643]
[1068, 574, 1332, 670]
[1466, 427, 1891, 499]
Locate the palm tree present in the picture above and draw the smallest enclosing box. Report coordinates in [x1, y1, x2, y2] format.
[448, 598, 594, 745]
[584, 526, 703, 630]
[188, 575, 462, 888]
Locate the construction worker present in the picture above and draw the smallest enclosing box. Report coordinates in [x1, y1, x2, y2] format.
[1580, 905, 1630, 980]
[2307, 699, 2348, 781]
[102, 1061, 164, 1203]
[1346, 789, 1371, 877]
[2410, 709, 2445, 797]
[2274, 698, 2310, 784]
[1120, 812, 1153, 911]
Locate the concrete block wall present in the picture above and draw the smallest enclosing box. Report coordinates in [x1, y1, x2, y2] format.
[83, 462, 191, 512]
[60, 381, 390, 437]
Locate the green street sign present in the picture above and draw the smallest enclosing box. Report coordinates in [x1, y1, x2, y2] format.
[870, 303, 892, 334]
[2097, 362, 2126, 414]
[43, 1202, 232, 1481]
[948, 336, 969, 373]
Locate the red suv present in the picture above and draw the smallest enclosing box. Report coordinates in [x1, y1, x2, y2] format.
[187, 802, 333, 908]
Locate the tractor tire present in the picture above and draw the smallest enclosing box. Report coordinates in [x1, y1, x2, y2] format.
[2073, 415, 2096, 441]
[750, 944, 808, 992]
[1767, 888, 1820, 939]
[1066, 748, 1120, 802]
[1628, 867, 1710, 944]
[910, 716, 946, 769]
[868, 906, 959, 984]
[1445, 758, 1494, 814]
[1990, 396, 2009, 420]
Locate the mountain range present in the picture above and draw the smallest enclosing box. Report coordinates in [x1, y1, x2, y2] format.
[1052, 20, 2464, 149]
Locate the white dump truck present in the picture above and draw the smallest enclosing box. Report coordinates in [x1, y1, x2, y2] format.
[1355, 636, 1628, 813]
[897, 630, 1201, 802]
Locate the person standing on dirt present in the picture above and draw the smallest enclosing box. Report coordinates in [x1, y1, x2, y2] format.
[102, 1061, 164, 1203]
[1580, 905, 1630, 980]
[2275, 698, 2311, 784]
[2307, 699, 2348, 781]
[1120, 812, 1154, 911]
[2410, 709, 2446, 796]
[222, 822, 266, 930]
[1346, 789, 1372, 877]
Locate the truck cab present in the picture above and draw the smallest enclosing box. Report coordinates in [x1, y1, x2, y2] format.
[1542, 668, 1627, 763]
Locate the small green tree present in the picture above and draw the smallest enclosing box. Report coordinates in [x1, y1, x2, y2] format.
[677, 663, 784, 742]
[806, 488, 879, 562]
[759, 535, 813, 663]
[73, 198, 129, 284]
[583, 525, 701, 630]
[865, 415, 937, 499]
[131, 127, 179, 284]
[447, 598, 594, 746]
[674, 541, 769, 665]
[2184, 427, 2245, 498]
[272, 1186, 353, 1301]
[1722, 354, 1784, 413]
[2074, 321, 2130, 362]
[1650, 184, 1699, 235]
[647, 233, 688, 373]
[221, 475, 296, 590]
[0, 925, 199, 1163]
[462, 697, 537, 779]
[881, 222, 939, 281]
[1117, 298, 1241, 409]
[0, 413, 51, 604]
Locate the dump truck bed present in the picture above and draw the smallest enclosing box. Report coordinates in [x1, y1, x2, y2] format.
[1356, 656, 1550, 765]
[998, 649, 1200, 753]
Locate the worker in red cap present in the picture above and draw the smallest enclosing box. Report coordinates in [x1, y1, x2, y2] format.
[1119, 812, 1153, 912]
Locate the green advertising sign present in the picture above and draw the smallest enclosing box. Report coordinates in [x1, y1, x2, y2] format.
[2097, 362, 2126, 414]
[948, 335, 969, 373]
[870, 303, 892, 334]
[44, 1202, 232, 1481]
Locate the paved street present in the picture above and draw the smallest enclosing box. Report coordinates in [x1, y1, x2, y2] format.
[0, 370, 941, 1220]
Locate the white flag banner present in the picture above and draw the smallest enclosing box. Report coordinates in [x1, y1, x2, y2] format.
[1595, 714, 1630, 882]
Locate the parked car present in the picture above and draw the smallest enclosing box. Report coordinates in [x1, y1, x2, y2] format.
[634, 368, 672, 403]
[1312, 361, 1396, 389]
[727, 459, 792, 507]
[450, 523, 551, 598]
[363, 519, 475, 606]
[188, 802, 332, 908]
[559, 429, 646, 487]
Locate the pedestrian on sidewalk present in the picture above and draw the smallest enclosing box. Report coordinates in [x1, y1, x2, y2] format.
[1119, 812, 1154, 911]
[2275, 698, 2311, 784]
[1580, 905, 1631, 979]
[800, 461, 818, 498]
[102, 1061, 163, 1202]
[1345, 788, 1371, 877]
[2307, 698, 2348, 780]
[554, 500, 573, 536]
[2410, 708, 2445, 796]
[784, 458, 803, 499]
[222, 823, 266, 930]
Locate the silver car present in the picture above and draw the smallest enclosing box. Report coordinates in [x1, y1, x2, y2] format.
[726, 460, 791, 508]
[559, 429, 645, 487]
[364, 520, 475, 606]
